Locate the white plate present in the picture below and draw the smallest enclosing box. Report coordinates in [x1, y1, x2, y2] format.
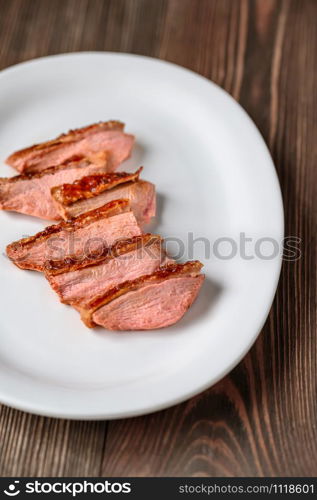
[0, 53, 283, 419]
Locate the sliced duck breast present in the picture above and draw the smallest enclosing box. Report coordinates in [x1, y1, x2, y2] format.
[0, 153, 108, 220]
[51, 167, 155, 225]
[78, 261, 205, 330]
[6, 199, 141, 271]
[44, 234, 171, 306]
[6, 121, 134, 173]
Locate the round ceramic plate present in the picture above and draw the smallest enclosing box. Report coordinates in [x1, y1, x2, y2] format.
[0, 53, 283, 419]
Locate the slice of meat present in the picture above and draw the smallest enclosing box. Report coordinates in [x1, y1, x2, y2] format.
[6, 199, 141, 271]
[6, 121, 134, 173]
[0, 153, 109, 220]
[51, 167, 156, 224]
[44, 234, 172, 306]
[78, 261, 205, 330]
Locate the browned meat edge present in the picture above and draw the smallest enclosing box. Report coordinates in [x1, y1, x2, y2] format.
[51, 167, 143, 207]
[79, 261, 204, 327]
[6, 121, 124, 165]
[0, 153, 108, 184]
[6, 199, 131, 254]
[44, 233, 162, 276]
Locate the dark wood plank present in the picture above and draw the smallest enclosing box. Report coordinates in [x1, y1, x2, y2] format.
[0, 406, 107, 476]
[0, 0, 316, 477]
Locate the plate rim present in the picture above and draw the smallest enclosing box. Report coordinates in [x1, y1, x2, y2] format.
[0, 52, 284, 419]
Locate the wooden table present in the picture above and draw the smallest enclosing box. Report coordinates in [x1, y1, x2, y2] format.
[0, 0, 316, 477]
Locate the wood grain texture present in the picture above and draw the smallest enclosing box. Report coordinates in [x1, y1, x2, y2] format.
[0, 0, 316, 477]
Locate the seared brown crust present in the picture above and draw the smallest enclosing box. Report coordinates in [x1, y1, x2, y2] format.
[44, 233, 162, 276]
[51, 167, 143, 206]
[6, 121, 124, 165]
[80, 261, 204, 327]
[6, 199, 131, 256]
[0, 163, 76, 183]
[0, 153, 108, 184]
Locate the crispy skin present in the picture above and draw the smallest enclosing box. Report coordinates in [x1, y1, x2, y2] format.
[44, 233, 162, 276]
[52, 178, 156, 224]
[0, 152, 108, 184]
[79, 261, 204, 327]
[6, 121, 124, 168]
[6, 199, 130, 253]
[1, 160, 84, 183]
[51, 167, 143, 206]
